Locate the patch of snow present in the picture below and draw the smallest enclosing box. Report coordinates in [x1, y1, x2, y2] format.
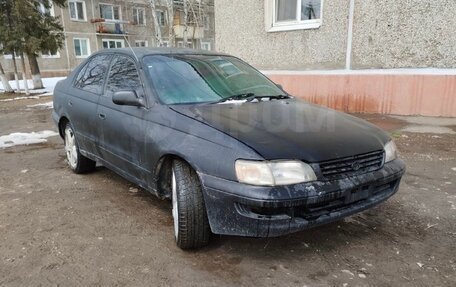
[417, 262, 424, 268]
[341, 270, 355, 277]
[0, 95, 42, 102]
[20, 169, 28, 173]
[401, 125, 456, 135]
[358, 274, 367, 279]
[26, 101, 53, 109]
[217, 99, 248, 105]
[0, 77, 65, 95]
[452, 167, 456, 172]
[262, 68, 456, 76]
[0, 130, 59, 148]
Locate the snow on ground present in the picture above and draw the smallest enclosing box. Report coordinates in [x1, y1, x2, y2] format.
[26, 101, 53, 109]
[0, 95, 47, 102]
[0, 130, 59, 148]
[0, 77, 65, 95]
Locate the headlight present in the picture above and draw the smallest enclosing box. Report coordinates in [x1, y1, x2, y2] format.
[384, 140, 398, 163]
[235, 160, 317, 186]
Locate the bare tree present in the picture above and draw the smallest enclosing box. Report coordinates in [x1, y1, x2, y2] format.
[148, 0, 163, 46]
[182, 0, 188, 47]
[10, 52, 20, 93]
[20, 52, 29, 95]
[164, 0, 175, 47]
[0, 61, 13, 92]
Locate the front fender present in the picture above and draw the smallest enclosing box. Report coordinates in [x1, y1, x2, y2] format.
[144, 106, 263, 182]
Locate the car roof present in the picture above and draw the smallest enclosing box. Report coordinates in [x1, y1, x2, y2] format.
[92, 47, 229, 58]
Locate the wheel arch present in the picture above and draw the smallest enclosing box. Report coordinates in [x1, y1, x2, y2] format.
[154, 153, 203, 199]
[58, 116, 70, 139]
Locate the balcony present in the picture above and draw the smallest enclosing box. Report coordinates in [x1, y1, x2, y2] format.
[91, 18, 130, 36]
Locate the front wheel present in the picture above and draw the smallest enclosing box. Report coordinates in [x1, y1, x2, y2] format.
[64, 122, 96, 174]
[172, 159, 211, 249]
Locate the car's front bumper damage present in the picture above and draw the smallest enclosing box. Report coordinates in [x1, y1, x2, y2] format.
[200, 159, 406, 237]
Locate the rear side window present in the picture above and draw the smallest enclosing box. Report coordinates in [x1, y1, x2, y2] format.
[106, 55, 142, 94]
[74, 54, 111, 94]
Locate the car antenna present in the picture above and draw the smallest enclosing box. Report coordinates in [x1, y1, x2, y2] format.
[123, 34, 140, 65]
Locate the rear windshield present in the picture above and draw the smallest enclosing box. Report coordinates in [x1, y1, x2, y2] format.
[143, 54, 283, 105]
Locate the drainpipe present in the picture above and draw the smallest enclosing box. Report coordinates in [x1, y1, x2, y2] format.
[346, 0, 355, 70]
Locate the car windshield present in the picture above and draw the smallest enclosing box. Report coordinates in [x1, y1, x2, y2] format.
[143, 54, 284, 105]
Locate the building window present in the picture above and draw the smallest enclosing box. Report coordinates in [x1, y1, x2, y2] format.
[201, 42, 211, 51]
[135, 40, 148, 47]
[177, 41, 193, 48]
[132, 7, 145, 25]
[203, 15, 210, 30]
[266, 0, 323, 32]
[74, 38, 90, 58]
[102, 39, 124, 49]
[156, 10, 165, 26]
[41, 50, 60, 58]
[69, 1, 86, 21]
[160, 41, 169, 47]
[100, 4, 121, 21]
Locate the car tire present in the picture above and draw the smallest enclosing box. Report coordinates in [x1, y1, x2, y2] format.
[172, 159, 211, 249]
[64, 122, 96, 174]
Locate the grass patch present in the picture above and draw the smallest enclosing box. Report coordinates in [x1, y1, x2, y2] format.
[391, 131, 402, 138]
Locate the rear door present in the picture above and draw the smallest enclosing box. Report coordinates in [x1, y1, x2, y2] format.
[96, 54, 149, 182]
[67, 54, 112, 155]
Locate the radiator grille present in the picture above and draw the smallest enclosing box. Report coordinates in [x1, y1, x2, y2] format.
[319, 150, 384, 179]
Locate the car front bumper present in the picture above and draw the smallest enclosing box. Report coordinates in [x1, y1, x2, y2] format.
[200, 159, 405, 237]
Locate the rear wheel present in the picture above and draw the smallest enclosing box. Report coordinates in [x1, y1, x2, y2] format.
[64, 122, 96, 174]
[172, 159, 211, 249]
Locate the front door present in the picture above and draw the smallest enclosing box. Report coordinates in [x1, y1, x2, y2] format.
[96, 55, 149, 183]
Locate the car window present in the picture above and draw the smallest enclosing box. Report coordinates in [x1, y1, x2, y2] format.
[143, 55, 283, 105]
[74, 54, 111, 94]
[106, 55, 142, 95]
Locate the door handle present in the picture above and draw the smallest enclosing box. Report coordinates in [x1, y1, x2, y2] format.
[68, 100, 73, 107]
[98, 113, 106, 120]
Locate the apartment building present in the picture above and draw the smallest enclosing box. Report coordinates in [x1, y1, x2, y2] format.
[2, 0, 215, 77]
[215, 0, 456, 117]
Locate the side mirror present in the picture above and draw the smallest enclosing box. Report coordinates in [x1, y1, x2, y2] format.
[276, 84, 284, 90]
[112, 90, 144, 107]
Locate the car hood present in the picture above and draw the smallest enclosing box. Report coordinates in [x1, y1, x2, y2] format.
[170, 99, 390, 162]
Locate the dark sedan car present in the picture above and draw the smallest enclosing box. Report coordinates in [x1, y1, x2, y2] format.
[53, 48, 405, 249]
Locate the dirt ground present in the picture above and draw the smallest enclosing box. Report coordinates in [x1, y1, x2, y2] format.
[0, 94, 455, 287]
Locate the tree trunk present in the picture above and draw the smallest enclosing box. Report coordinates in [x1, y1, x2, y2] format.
[11, 53, 20, 93]
[165, 0, 175, 47]
[0, 61, 13, 93]
[20, 53, 30, 95]
[27, 54, 44, 89]
[183, 0, 188, 47]
[149, 0, 163, 47]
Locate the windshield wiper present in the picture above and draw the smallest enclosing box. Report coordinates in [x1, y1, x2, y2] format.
[213, 93, 291, 104]
[245, 94, 291, 102]
[215, 93, 256, 103]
